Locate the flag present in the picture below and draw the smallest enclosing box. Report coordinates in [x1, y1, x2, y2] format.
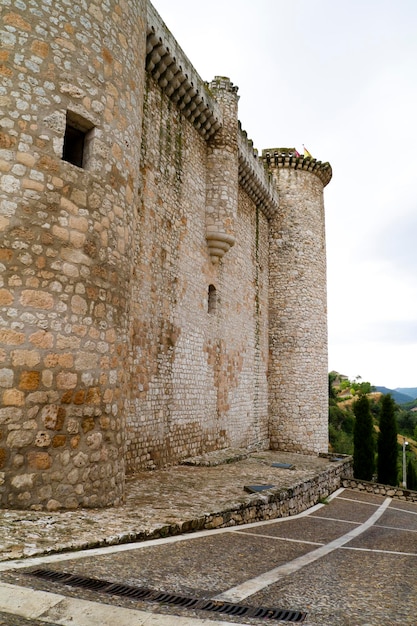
[294, 149, 301, 157]
[303, 145, 312, 158]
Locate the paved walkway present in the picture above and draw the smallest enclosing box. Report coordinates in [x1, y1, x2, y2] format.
[0, 450, 339, 562]
[1, 487, 416, 625]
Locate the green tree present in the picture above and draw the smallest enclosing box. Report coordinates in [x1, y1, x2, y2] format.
[377, 394, 398, 486]
[328, 372, 337, 400]
[353, 395, 375, 480]
[397, 409, 417, 437]
[407, 457, 417, 491]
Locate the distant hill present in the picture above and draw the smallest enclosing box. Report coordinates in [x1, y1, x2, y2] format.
[329, 372, 417, 405]
[375, 386, 417, 404]
[396, 387, 417, 400]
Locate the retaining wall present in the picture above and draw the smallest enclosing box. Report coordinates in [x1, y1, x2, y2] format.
[199, 458, 353, 531]
[342, 478, 417, 503]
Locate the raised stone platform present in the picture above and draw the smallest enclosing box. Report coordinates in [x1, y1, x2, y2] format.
[0, 451, 352, 563]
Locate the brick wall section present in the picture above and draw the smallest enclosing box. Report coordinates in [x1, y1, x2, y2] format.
[0, 0, 147, 508]
[266, 155, 330, 454]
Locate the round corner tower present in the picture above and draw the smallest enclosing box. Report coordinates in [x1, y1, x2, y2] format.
[0, 0, 147, 509]
[263, 149, 332, 455]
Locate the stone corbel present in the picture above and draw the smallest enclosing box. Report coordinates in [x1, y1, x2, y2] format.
[206, 230, 235, 263]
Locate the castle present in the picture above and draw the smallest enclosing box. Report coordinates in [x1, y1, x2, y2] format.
[0, 0, 332, 510]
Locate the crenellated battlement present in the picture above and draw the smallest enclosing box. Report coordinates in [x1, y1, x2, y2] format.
[262, 148, 332, 187]
[209, 76, 239, 95]
[146, 3, 222, 139]
[238, 127, 278, 219]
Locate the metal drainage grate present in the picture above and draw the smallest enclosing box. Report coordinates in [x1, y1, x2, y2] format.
[25, 568, 307, 622]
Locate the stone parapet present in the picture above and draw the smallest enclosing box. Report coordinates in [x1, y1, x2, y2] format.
[146, 2, 222, 140]
[342, 478, 417, 503]
[238, 127, 278, 219]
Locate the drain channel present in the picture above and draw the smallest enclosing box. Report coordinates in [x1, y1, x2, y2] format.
[25, 568, 307, 622]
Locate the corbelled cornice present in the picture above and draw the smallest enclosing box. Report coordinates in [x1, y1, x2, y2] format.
[146, 3, 222, 139]
[262, 149, 332, 187]
[238, 128, 279, 219]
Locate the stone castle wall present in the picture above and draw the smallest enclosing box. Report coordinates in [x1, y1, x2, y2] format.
[0, 0, 332, 509]
[126, 74, 270, 472]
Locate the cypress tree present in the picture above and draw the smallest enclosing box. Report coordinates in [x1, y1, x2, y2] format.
[353, 395, 375, 480]
[407, 458, 417, 491]
[377, 394, 398, 486]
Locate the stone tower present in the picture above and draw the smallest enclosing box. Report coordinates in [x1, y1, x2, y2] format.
[0, 0, 147, 509]
[264, 150, 332, 454]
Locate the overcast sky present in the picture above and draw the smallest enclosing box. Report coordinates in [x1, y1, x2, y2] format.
[152, 0, 417, 390]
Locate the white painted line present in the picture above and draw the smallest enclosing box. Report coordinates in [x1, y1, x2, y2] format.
[0, 500, 330, 572]
[231, 529, 323, 546]
[214, 497, 392, 603]
[341, 546, 417, 557]
[388, 505, 417, 515]
[375, 523, 417, 533]
[0, 581, 251, 626]
[336, 496, 382, 507]
[309, 515, 361, 525]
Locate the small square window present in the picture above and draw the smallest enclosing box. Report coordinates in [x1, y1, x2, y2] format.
[62, 111, 94, 168]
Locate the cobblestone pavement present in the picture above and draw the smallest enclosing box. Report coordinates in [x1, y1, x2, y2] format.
[1, 488, 416, 625]
[0, 451, 336, 562]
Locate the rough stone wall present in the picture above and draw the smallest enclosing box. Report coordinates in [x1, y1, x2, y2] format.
[0, 0, 147, 508]
[266, 157, 330, 455]
[126, 75, 269, 473]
